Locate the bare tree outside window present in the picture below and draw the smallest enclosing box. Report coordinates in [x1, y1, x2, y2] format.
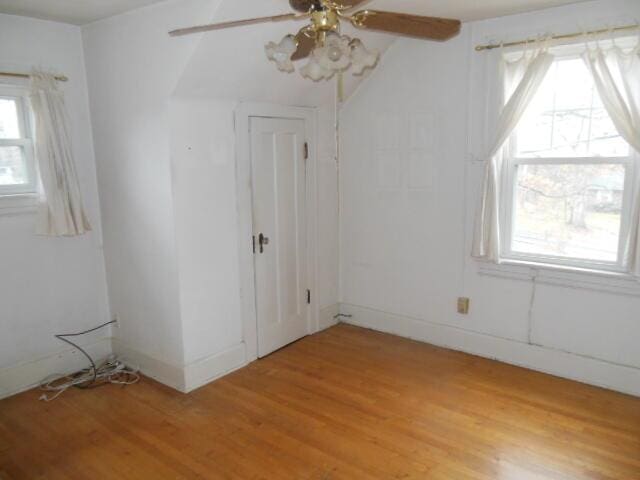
[514, 164, 624, 262]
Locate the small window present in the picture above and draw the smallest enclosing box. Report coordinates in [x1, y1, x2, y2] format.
[502, 53, 638, 272]
[0, 86, 36, 196]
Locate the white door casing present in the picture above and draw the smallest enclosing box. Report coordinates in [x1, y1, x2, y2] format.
[250, 117, 309, 357]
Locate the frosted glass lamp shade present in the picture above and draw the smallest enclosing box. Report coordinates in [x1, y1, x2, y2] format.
[265, 35, 297, 73]
[300, 55, 333, 81]
[265, 30, 379, 80]
[350, 39, 379, 75]
[316, 32, 352, 72]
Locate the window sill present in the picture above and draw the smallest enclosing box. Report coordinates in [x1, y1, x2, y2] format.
[0, 194, 37, 215]
[477, 259, 640, 297]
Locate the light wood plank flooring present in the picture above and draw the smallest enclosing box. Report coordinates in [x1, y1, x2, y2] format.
[1, 324, 639, 479]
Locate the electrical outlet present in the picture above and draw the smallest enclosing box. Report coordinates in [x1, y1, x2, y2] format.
[457, 297, 470, 315]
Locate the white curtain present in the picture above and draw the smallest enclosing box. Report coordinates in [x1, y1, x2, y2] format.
[30, 72, 91, 236]
[471, 48, 554, 261]
[583, 42, 640, 275]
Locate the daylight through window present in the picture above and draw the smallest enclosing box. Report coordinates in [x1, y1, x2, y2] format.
[0, 88, 36, 195]
[503, 54, 637, 271]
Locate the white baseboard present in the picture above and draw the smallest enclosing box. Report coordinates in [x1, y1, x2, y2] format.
[183, 342, 246, 393]
[113, 339, 248, 394]
[318, 303, 339, 331]
[112, 338, 186, 392]
[1, 337, 250, 400]
[0, 337, 112, 400]
[340, 303, 640, 398]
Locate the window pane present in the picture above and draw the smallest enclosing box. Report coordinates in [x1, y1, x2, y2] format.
[515, 58, 629, 158]
[512, 164, 624, 263]
[0, 98, 21, 139]
[0, 146, 28, 185]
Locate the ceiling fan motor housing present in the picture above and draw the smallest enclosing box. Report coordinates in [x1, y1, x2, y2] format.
[311, 9, 339, 32]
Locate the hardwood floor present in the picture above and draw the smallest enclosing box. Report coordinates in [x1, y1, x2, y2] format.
[1, 324, 639, 479]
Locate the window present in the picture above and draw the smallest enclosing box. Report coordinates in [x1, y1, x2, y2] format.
[0, 85, 36, 197]
[502, 52, 638, 273]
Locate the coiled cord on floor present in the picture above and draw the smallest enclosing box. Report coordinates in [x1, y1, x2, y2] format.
[39, 320, 139, 402]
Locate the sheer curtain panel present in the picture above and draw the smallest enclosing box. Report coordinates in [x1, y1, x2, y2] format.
[472, 47, 554, 262]
[30, 71, 91, 236]
[583, 41, 640, 275]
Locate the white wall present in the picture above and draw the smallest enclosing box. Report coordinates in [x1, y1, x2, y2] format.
[168, 97, 243, 366]
[339, 0, 640, 396]
[169, 99, 338, 380]
[168, 98, 340, 372]
[82, 0, 343, 390]
[317, 103, 340, 327]
[0, 14, 110, 398]
[3, 0, 635, 400]
[81, 1, 219, 386]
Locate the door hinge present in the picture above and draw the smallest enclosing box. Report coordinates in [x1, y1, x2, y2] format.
[306, 289, 311, 305]
[252, 235, 256, 254]
[304, 142, 309, 160]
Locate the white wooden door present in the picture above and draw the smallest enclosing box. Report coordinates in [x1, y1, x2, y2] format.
[250, 117, 308, 358]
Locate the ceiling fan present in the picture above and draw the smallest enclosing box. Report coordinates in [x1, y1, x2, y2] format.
[169, 0, 461, 81]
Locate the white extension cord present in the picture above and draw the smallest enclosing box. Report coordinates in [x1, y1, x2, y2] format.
[39, 354, 140, 402]
[38, 320, 140, 402]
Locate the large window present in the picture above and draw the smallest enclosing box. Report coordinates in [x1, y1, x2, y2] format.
[502, 53, 637, 272]
[0, 86, 36, 196]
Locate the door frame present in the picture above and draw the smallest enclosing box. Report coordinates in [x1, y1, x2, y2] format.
[235, 102, 319, 362]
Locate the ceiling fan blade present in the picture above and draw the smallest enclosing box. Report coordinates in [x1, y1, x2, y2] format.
[169, 13, 305, 37]
[349, 10, 461, 41]
[289, 0, 317, 12]
[291, 28, 317, 60]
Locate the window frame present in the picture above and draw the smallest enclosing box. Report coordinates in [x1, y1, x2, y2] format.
[0, 84, 37, 197]
[499, 50, 639, 274]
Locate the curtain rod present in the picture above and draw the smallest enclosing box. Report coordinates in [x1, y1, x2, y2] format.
[475, 23, 639, 51]
[0, 72, 68, 82]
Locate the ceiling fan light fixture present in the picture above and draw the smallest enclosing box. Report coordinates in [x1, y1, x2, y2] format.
[265, 34, 297, 73]
[315, 32, 352, 72]
[266, 30, 378, 81]
[349, 38, 379, 75]
[300, 55, 334, 81]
